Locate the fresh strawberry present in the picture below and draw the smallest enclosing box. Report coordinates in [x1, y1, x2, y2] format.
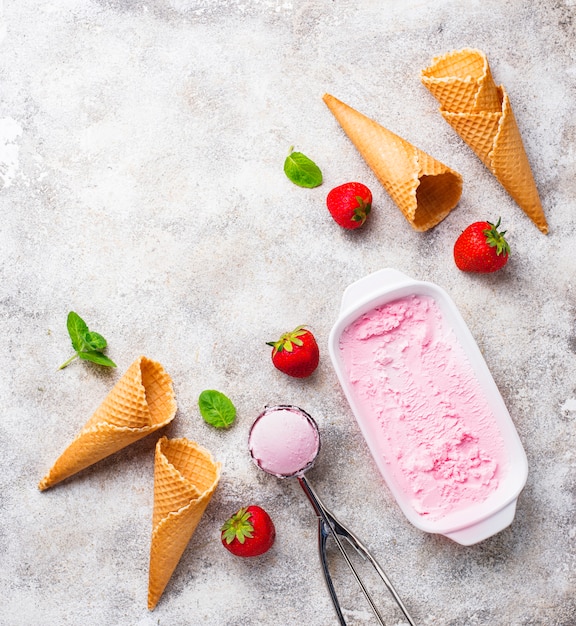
[221, 505, 276, 557]
[326, 182, 372, 229]
[266, 325, 320, 378]
[453, 218, 510, 273]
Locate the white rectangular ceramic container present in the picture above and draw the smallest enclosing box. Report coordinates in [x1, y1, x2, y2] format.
[328, 268, 528, 545]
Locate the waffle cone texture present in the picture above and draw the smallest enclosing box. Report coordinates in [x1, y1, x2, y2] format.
[148, 436, 221, 610]
[38, 356, 177, 491]
[421, 48, 547, 233]
[323, 93, 462, 231]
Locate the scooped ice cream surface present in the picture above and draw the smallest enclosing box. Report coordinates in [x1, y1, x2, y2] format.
[339, 294, 508, 521]
[249, 406, 320, 478]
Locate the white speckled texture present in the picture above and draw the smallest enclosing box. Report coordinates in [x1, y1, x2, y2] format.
[2, 1, 576, 624]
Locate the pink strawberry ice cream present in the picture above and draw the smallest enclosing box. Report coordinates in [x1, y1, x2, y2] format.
[249, 406, 320, 477]
[339, 294, 507, 521]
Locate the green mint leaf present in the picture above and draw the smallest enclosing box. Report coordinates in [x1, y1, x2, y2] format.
[198, 390, 236, 429]
[283, 148, 323, 188]
[60, 312, 116, 369]
[78, 351, 117, 368]
[67, 311, 89, 352]
[84, 331, 107, 351]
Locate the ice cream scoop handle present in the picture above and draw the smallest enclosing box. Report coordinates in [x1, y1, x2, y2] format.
[298, 475, 416, 626]
[299, 475, 385, 624]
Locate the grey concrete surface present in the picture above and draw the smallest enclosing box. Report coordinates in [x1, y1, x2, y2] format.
[2, 1, 575, 624]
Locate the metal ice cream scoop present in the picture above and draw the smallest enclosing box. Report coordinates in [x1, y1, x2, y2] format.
[248, 405, 416, 626]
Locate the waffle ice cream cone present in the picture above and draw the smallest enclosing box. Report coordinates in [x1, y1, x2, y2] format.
[323, 93, 462, 231]
[148, 437, 221, 610]
[421, 48, 548, 234]
[38, 356, 177, 491]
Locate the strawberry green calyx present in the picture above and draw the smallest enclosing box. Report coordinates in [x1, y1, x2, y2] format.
[483, 218, 510, 256]
[352, 195, 371, 224]
[266, 325, 308, 354]
[221, 508, 254, 545]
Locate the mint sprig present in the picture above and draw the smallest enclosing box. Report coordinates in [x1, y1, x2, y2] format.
[58, 311, 117, 370]
[198, 390, 236, 429]
[283, 146, 323, 188]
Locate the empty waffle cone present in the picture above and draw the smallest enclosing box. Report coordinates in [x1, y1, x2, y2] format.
[421, 48, 548, 234]
[38, 356, 177, 491]
[323, 93, 462, 231]
[148, 437, 221, 610]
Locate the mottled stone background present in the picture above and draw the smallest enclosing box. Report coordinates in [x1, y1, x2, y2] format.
[2, 1, 575, 624]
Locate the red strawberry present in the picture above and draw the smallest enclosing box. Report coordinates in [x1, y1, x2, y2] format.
[454, 218, 510, 273]
[221, 505, 276, 557]
[326, 182, 372, 229]
[266, 325, 320, 378]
